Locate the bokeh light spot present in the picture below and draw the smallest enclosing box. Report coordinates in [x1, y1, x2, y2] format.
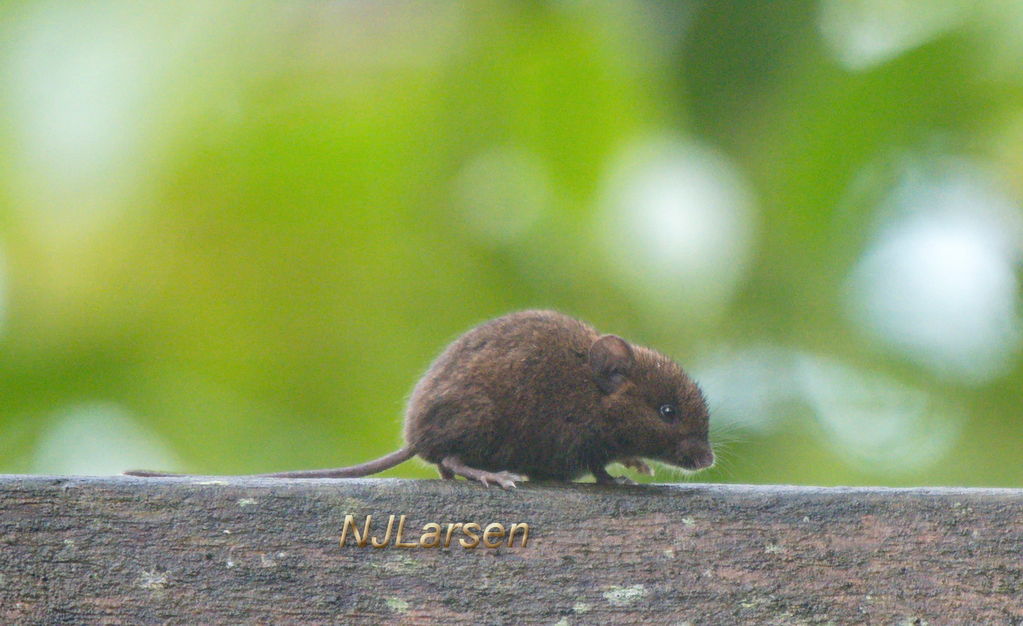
[797, 355, 961, 474]
[846, 162, 1023, 384]
[31, 403, 181, 476]
[598, 136, 756, 319]
[817, 0, 966, 71]
[695, 345, 798, 434]
[5, 3, 162, 234]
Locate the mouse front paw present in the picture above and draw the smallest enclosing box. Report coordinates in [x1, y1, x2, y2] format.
[592, 464, 638, 485]
[607, 475, 637, 485]
[620, 457, 654, 476]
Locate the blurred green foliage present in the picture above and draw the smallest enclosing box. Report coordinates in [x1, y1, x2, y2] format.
[1, 1, 1020, 486]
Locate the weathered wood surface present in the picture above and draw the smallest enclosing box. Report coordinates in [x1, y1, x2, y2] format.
[1, 476, 1021, 624]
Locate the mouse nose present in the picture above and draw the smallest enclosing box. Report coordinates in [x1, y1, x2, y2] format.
[677, 439, 714, 470]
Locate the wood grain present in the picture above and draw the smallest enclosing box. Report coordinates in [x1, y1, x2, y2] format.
[1, 476, 1021, 624]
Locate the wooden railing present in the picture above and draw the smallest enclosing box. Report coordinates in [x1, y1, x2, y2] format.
[1, 476, 1020, 623]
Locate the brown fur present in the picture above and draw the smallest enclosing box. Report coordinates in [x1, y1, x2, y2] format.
[405, 310, 712, 481]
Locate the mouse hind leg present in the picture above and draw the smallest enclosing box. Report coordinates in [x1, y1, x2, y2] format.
[440, 456, 522, 489]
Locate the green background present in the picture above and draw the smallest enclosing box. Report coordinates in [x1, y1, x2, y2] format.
[1, 1, 1020, 486]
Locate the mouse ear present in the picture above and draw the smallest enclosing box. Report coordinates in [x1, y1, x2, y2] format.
[588, 334, 634, 394]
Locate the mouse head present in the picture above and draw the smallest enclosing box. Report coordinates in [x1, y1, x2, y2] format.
[589, 334, 713, 471]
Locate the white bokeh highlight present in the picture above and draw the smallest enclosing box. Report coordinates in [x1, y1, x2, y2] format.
[797, 354, 961, 473]
[698, 343, 962, 474]
[695, 345, 799, 434]
[7, 6, 151, 194]
[846, 163, 1022, 384]
[598, 136, 756, 319]
[32, 403, 181, 476]
[817, 0, 966, 71]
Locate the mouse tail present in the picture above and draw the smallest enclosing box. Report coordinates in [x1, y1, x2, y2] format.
[125, 446, 417, 479]
[124, 469, 186, 477]
[254, 446, 416, 478]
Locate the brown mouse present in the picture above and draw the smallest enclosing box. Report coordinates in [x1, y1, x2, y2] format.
[127, 310, 713, 488]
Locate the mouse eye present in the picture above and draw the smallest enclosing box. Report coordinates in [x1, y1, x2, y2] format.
[658, 404, 678, 422]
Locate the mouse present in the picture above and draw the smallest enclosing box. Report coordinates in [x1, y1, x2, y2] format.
[127, 309, 714, 488]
